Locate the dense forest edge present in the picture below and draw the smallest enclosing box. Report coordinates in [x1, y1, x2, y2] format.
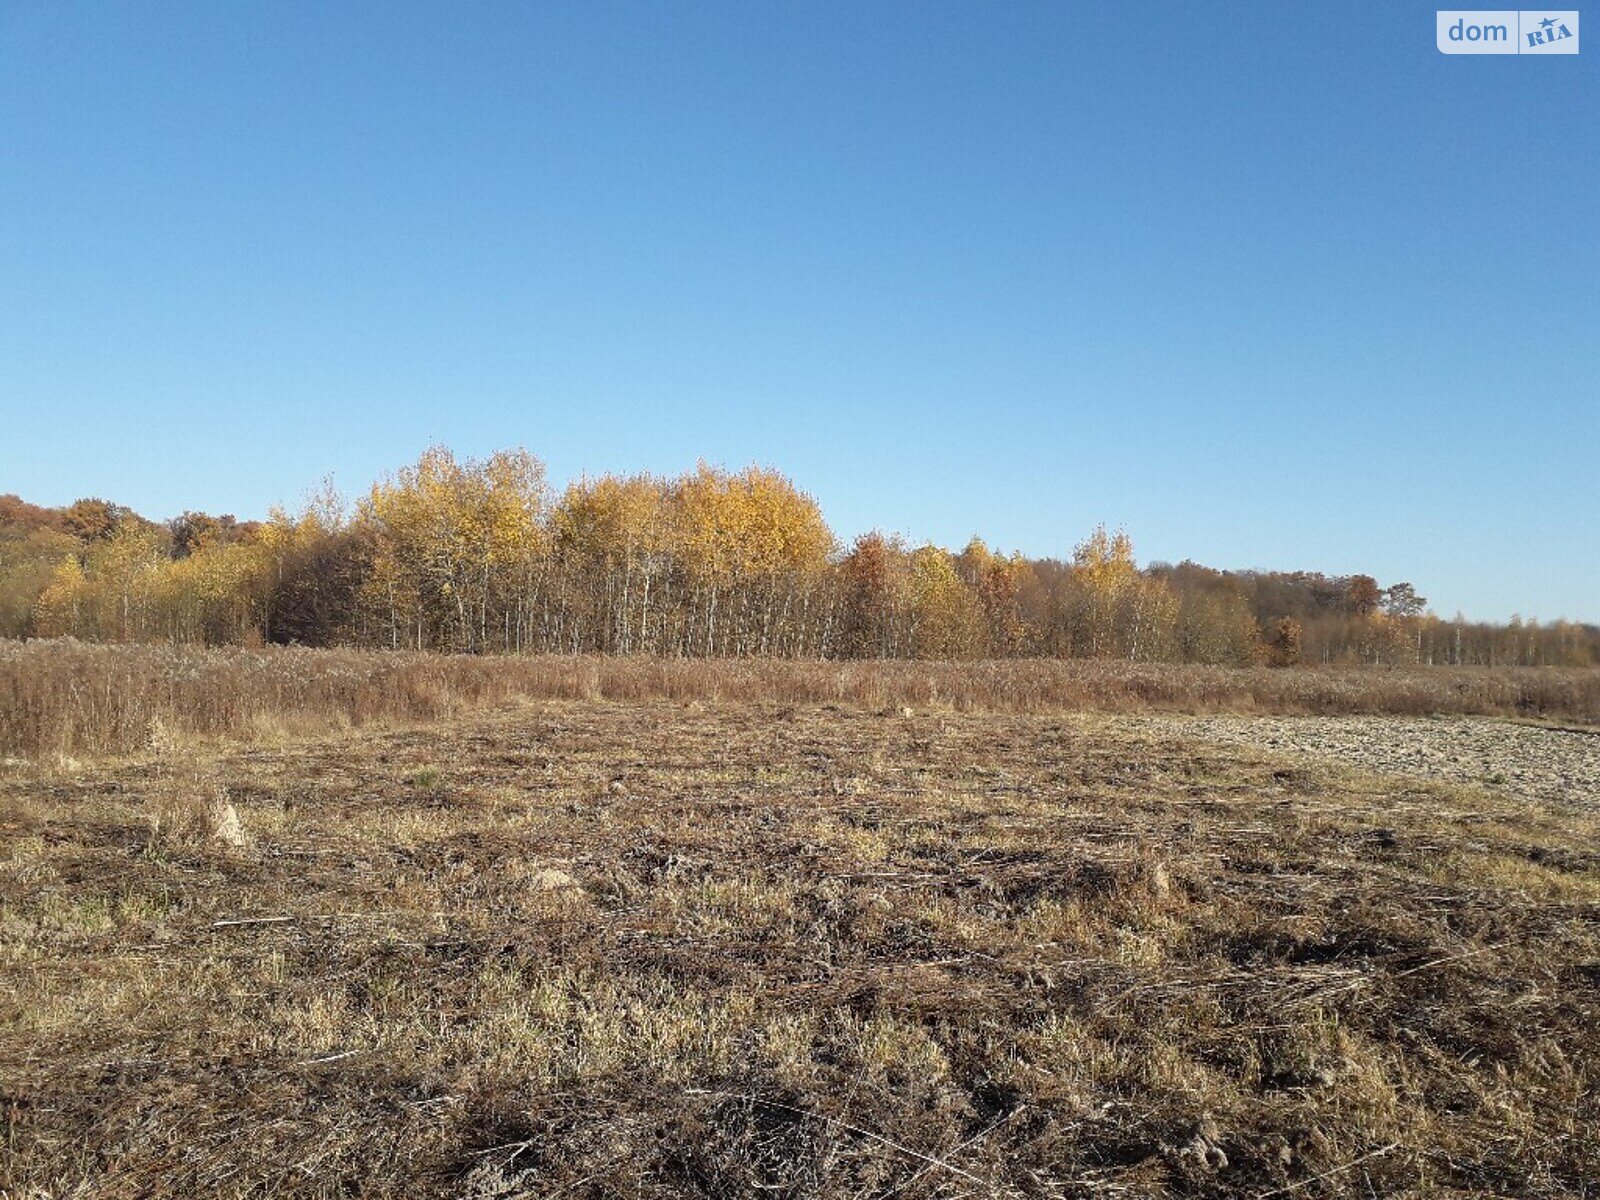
[3, 446, 1595, 666]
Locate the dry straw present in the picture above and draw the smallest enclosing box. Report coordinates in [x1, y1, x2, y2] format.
[2, 637, 1596, 760]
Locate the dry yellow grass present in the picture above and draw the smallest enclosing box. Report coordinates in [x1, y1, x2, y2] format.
[2, 696, 1597, 1197]
[4, 638, 1599, 760]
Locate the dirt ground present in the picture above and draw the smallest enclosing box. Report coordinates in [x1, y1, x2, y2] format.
[3, 701, 1598, 1198]
[1135, 714, 1600, 812]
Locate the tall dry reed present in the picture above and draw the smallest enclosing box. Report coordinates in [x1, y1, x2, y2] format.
[3, 638, 1597, 759]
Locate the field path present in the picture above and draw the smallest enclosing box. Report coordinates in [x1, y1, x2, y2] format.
[1138, 713, 1600, 809]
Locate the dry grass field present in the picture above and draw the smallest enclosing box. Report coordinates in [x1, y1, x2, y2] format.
[4, 672, 1599, 1197]
[5, 640, 1600, 761]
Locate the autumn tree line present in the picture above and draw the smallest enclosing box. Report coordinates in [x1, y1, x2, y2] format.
[3, 448, 1595, 666]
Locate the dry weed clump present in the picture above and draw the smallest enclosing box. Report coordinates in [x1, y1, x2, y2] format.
[147, 775, 247, 851]
[2, 637, 1598, 760]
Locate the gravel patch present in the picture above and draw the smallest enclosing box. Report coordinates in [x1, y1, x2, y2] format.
[1138, 714, 1600, 810]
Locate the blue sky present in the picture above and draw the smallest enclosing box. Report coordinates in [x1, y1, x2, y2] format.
[1, 2, 1594, 621]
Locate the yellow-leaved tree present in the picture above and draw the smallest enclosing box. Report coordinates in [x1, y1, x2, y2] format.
[551, 473, 675, 653]
[908, 545, 983, 659]
[1065, 525, 1177, 659]
[674, 464, 833, 656]
[32, 555, 89, 638]
[360, 447, 547, 651]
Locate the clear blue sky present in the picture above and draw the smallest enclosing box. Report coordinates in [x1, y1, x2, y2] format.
[2, 2, 1594, 622]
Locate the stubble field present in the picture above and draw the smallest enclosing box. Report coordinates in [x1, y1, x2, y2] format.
[3, 690, 1599, 1198]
